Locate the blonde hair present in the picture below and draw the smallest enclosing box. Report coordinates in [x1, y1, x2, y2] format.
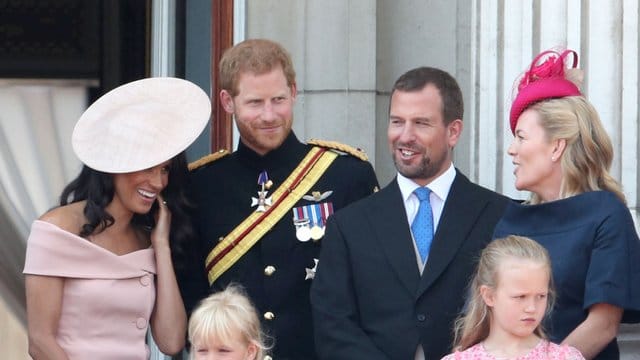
[219, 38, 296, 97]
[527, 96, 625, 204]
[188, 284, 270, 359]
[452, 235, 555, 350]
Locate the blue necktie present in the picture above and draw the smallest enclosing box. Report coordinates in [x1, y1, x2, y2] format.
[411, 187, 434, 263]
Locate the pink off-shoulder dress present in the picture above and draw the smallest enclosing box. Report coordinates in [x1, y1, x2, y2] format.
[23, 220, 157, 360]
[441, 340, 584, 360]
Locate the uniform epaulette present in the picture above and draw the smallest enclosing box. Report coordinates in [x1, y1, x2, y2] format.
[188, 149, 230, 171]
[307, 139, 368, 161]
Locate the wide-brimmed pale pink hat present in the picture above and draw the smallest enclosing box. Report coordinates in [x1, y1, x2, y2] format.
[72, 77, 210, 173]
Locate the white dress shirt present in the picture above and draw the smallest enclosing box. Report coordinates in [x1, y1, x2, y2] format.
[396, 163, 456, 360]
[397, 162, 456, 272]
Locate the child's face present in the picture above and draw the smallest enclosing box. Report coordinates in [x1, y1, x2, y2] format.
[192, 334, 258, 360]
[481, 258, 549, 340]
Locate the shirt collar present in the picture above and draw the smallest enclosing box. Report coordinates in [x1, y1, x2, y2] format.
[396, 163, 456, 202]
[236, 131, 306, 169]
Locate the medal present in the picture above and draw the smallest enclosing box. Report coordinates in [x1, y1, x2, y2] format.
[310, 225, 324, 241]
[295, 219, 312, 242]
[305, 258, 319, 280]
[251, 170, 273, 212]
[292, 202, 334, 242]
[297, 227, 312, 242]
[293, 209, 311, 242]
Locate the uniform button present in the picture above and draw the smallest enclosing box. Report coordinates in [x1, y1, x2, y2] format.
[417, 314, 426, 322]
[218, 236, 224, 242]
[136, 317, 147, 329]
[263, 311, 275, 320]
[139, 275, 151, 286]
[264, 356, 273, 360]
[264, 266, 276, 276]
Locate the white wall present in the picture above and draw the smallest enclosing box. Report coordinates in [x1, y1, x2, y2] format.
[246, 0, 379, 165]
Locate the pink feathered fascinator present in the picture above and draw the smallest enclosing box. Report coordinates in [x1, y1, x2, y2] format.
[509, 49, 582, 134]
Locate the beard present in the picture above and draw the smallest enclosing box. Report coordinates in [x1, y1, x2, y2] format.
[391, 146, 447, 183]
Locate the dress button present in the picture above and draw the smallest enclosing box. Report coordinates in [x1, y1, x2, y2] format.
[263, 311, 275, 320]
[417, 314, 426, 322]
[264, 266, 276, 276]
[139, 275, 151, 286]
[136, 317, 147, 329]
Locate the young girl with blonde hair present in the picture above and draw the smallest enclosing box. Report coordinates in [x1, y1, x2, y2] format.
[188, 285, 271, 360]
[442, 235, 584, 359]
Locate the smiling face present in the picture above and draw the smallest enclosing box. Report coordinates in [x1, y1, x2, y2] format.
[482, 257, 550, 341]
[388, 84, 462, 186]
[220, 66, 296, 156]
[508, 108, 563, 201]
[111, 160, 171, 215]
[192, 334, 257, 360]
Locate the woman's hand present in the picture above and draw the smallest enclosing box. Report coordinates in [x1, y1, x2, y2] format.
[149, 193, 187, 354]
[151, 194, 171, 249]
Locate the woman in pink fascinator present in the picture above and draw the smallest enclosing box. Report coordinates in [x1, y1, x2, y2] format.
[492, 49, 640, 359]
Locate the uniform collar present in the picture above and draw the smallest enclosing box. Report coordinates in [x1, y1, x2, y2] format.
[236, 131, 306, 170]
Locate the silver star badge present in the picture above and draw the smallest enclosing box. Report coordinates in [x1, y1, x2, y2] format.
[305, 258, 319, 280]
[251, 190, 272, 212]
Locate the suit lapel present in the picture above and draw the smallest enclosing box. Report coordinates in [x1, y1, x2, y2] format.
[366, 179, 420, 295]
[417, 171, 488, 296]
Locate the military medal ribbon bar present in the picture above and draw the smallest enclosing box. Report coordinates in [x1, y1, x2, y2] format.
[292, 202, 334, 241]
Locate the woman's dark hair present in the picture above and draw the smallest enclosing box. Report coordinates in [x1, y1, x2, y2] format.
[59, 152, 195, 267]
[60, 166, 116, 237]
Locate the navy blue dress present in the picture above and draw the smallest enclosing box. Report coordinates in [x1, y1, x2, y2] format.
[493, 191, 640, 359]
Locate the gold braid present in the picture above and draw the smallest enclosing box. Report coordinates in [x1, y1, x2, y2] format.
[188, 149, 230, 171]
[307, 139, 368, 161]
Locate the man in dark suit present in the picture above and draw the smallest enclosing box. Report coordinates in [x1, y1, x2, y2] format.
[311, 67, 510, 359]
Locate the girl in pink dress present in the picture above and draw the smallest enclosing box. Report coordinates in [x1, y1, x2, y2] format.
[24, 77, 210, 359]
[441, 235, 584, 360]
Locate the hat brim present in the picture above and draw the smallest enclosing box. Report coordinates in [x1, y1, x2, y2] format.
[72, 77, 211, 173]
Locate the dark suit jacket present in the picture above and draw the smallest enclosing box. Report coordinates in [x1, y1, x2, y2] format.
[310, 170, 509, 359]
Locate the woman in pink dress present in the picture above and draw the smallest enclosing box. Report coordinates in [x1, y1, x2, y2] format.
[441, 235, 584, 360]
[24, 77, 211, 359]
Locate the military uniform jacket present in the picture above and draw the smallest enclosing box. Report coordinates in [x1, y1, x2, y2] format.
[178, 132, 379, 359]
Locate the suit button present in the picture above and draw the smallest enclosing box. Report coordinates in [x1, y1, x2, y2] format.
[264, 265, 276, 276]
[417, 314, 426, 322]
[264, 311, 275, 320]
